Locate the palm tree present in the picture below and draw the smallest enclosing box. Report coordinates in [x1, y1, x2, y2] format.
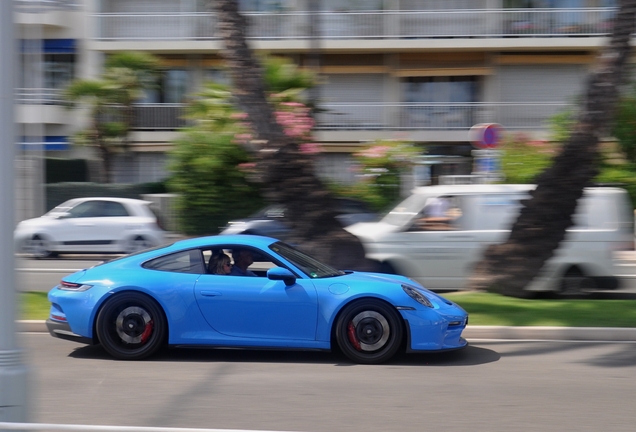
[469, 0, 636, 297]
[64, 52, 160, 182]
[210, 1, 377, 269]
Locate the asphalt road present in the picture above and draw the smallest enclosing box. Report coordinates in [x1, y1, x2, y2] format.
[19, 333, 636, 432]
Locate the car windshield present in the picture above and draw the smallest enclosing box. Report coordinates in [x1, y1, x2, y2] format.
[45, 200, 77, 216]
[380, 193, 430, 226]
[269, 241, 345, 279]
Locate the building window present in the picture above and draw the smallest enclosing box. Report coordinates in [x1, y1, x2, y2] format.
[403, 76, 477, 104]
[141, 69, 190, 103]
[402, 76, 478, 129]
[239, 0, 290, 12]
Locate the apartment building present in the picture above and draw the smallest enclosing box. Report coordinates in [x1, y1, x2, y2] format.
[16, 0, 619, 220]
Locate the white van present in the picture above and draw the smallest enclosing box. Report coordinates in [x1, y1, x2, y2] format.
[345, 184, 634, 295]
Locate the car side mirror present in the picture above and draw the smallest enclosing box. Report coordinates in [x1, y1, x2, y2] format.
[54, 212, 71, 219]
[267, 267, 296, 286]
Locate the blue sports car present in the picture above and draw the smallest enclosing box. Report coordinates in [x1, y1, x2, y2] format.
[47, 235, 468, 364]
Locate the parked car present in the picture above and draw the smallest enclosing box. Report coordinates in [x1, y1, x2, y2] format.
[14, 197, 166, 258]
[346, 184, 635, 296]
[220, 197, 378, 239]
[46, 234, 468, 363]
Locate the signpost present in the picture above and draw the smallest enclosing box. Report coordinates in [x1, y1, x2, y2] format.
[469, 123, 503, 182]
[0, 0, 30, 425]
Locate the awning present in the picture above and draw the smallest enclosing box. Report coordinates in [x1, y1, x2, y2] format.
[19, 136, 70, 151]
[21, 39, 76, 54]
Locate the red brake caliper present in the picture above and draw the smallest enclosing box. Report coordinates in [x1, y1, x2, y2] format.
[140, 320, 154, 344]
[347, 322, 362, 351]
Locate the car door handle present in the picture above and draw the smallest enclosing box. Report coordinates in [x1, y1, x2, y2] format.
[200, 290, 222, 297]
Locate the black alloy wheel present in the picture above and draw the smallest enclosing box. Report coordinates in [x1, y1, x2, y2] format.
[96, 292, 167, 360]
[335, 299, 403, 364]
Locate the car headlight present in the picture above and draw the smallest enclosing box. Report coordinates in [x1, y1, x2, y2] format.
[58, 281, 93, 291]
[402, 284, 433, 308]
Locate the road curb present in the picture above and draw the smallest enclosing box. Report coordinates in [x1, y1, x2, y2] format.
[17, 321, 636, 341]
[463, 325, 636, 341]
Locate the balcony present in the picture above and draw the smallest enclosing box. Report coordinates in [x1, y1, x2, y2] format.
[16, 88, 65, 105]
[130, 102, 570, 135]
[93, 8, 616, 42]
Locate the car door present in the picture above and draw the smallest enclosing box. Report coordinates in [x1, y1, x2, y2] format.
[379, 195, 477, 290]
[194, 255, 319, 341]
[56, 200, 130, 251]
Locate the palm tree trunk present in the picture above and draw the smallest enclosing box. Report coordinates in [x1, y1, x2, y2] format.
[211, 0, 376, 269]
[469, 0, 636, 297]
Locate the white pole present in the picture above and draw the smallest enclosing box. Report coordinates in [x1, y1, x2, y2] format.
[0, 0, 30, 426]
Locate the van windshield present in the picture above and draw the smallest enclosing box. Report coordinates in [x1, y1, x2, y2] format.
[381, 193, 430, 226]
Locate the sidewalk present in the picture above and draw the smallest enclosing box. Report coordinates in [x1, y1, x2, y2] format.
[18, 321, 636, 341]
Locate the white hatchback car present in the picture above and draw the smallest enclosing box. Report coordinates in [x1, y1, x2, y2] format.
[15, 197, 166, 258]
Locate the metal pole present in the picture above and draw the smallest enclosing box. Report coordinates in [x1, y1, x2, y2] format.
[0, 0, 30, 426]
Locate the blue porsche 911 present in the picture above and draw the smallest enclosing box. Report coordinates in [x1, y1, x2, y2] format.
[47, 235, 468, 364]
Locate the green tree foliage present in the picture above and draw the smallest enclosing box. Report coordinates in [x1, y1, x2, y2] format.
[169, 83, 264, 235]
[612, 88, 636, 162]
[501, 130, 636, 208]
[336, 141, 422, 211]
[64, 52, 160, 182]
[500, 133, 561, 184]
[169, 58, 317, 235]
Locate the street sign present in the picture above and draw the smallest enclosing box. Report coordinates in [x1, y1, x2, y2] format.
[469, 123, 502, 149]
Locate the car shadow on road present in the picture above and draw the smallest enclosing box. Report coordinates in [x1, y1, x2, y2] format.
[67, 344, 500, 366]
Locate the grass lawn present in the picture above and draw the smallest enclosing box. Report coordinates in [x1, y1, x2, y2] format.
[444, 292, 636, 327]
[19, 291, 636, 328]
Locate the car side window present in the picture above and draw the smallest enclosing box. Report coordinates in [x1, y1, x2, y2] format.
[408, 196, 463, 231]
[202, 245, 288, 278]
[102, 201, 130, 217]
[143, 250, 205, 274]
[67, 201, 103, 218]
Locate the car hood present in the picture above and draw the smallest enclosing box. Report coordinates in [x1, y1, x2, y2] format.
[15, 215, 59, 229]
[332, 270, 462, 311]
[345, 222, 401, 241]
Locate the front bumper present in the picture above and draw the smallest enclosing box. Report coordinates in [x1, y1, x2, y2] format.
[401, 309, 469, 352]
[46, 319, 93, 345]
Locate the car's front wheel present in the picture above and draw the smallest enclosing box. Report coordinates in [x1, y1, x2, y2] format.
[335, 299, 403, 364]
[96, 292, 167, 360]
[24, 234, 54, 259]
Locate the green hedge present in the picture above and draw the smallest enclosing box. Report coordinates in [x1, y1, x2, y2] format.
[45, 158, 89, 183]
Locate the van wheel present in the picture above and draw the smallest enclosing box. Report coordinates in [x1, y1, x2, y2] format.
[560, 267, 596, 297]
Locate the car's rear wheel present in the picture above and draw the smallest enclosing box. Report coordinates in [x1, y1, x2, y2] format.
[25, 235, 54, 259]
[335, 299, 403, 364]
[96, 292, 166, 360]
[127, 236, 152, 254]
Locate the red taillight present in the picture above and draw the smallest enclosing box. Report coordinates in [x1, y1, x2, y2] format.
[59, 280, 93, 291]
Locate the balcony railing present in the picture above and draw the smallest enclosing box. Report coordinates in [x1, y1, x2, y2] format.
[16, 88, 65, 105]
[94, 8, 616, 41]
[15, 0, 79, 12]
[131, 102, 570, 132]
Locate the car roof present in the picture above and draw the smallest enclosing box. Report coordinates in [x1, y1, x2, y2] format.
[170, 234, 278, 250]
[60, 197, 152, 206]
[411, 184, 536, 195]
[410, 184, 626, 196]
